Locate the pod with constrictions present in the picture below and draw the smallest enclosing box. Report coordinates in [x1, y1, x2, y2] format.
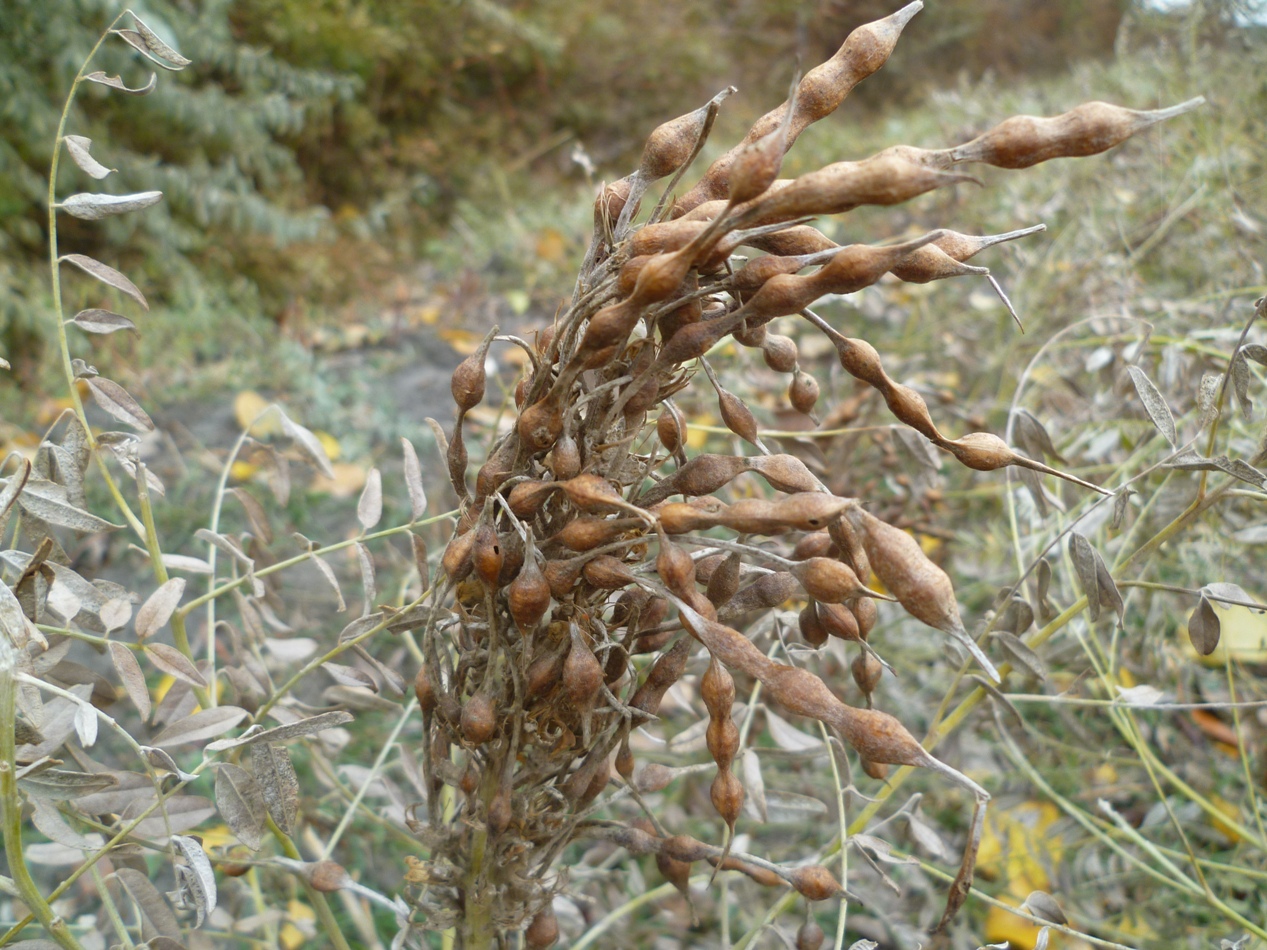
[702, 653, 743, 873]
[447, 326, 498, 500]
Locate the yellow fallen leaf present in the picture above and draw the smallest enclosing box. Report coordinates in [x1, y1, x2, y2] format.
[230, 460, 260, 482]
[977, 801, 1062, 890]
[439, 327, 481, 355]
[280, 898, 316, 950]
[310, 461, 366, 498]
[315, 430, 341, 462]
[684, 413, 716, 451]
[1207, 793, 1242, 845]
[233, 390, 280, 436]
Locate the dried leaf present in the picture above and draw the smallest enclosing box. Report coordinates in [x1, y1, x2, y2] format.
[312, 553, 346, 612]
[114, 867, 180, 938]
[29, 798, 104, 850]
[401, 437, 428, 521]
[905, 810, 953, 861]
[158, 553, 214, 575]
[171, 834, 217, 927]
[125, 795, 217, 838]
[60, 254, 148, 310]
[143, 643, 207, 688]
[424, 417, 449, 461]
[60, 191, 163, 221]
[1126, 365, 1176, 446]
[18, 477, 123, 533]
[1112, 487, 1134, 530]
[1096, 557, 1125, 625]
[1068, 533, 1102, 622]
[151, 706, 247, 748]
[1168, 451, 1267, 489]
[357, 467, 383, 532]
[851, 834, 916, 866]
[0, 457, 31, 520]
[1012, 409, 1061, 462]
[969, 674, 1024, 727]
[63, 135, 112, 179]
[127, 12, 192, 67]
[84, 70, 157, 95]
[18, 769, 118, 801]
[995, 597, 1034, 636]
[1022, 890, 1069, 926]
[275, 408, 334, 478]
[73, 696, 98, 748]
[993, 631, 1045, 680]
[215, 763, 266, 850]
[112, 29, 189, 70]
[764, 709, 823, 752]
[84, 376, 154, 432]
[228, 487, 273, 545]
[141, 746, 197, 782]
[1016, 465, 1048, 518]
[251, 743, 299, 836]
[194, 529, 253, 568]
[356, 541, 376, 615]
[740, 748, 767, 822]
[136, 578, 185, 639]
[205, 710, 353, 752]
[1231, 352, 1253, 421]
[1188, 595, 1221, 656]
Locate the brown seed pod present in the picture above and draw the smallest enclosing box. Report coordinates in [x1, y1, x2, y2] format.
[657, 403, 685, 455]
[597, 177, 636, 230]
[543, 555, 587, 599]
[852, 649, 884, 700]
[789, 369, 820, 415]
[639, 454, 752, 506]
[475, 437, 518, 503]
[472, 523, 503, 587]
[414, 664, 437, 714]
[441, 529, 476, 582]
[507, 480, 555, 519]
[450, 330, 494, 413]
[517, 389, 566, 455]
[525, 908, 560, 949]
[564, 623, 604, 711]
[744, 224, 838, 257]
[447, 423, 469, 500]
[577, 300, 640, 367]
[307, 860, 349, 893]
[732, 320, 768, 348]
[549, 432, 582, 480]
[788, 865, 844, 902]
[461, 690, 496, 745]
[553, 516, 643, 552]
[702, 654, 736, 732]
[890, 243, 990, 284]
[827, 515, 870, 581]
[798, 604, 829, 649]
[705, 552, 742, 607]
[655, 528, 697, 597]
[507, 550, 551, 632]
[851, 597, 878, 640]
[629, 219, 709, 257]
[762, 334, 799, 373]
[525, 647, 566, 701]
[945, 431, 1015, 471]
[817, 601, 861, 641]
[949, 97, 1205, 170]
[796, 919, 826, 950]
[637, 89, 733, 182]
[792, 531, 836, 561]
[488, 782, 512, 836]
[615, 737, 635, 780]
[630, 636, 690, 716]
[710, 767, 745, 832]
[747, 454, 822, 493]
[560, 473, 635, 514]
[933, 224, 1047, 262]
[861, 757, 889, 781]
[720, 571, 800, 618]
[583, 554, 638, 590]
[656, 851, 693, 901]
[514, 373, 530, 409]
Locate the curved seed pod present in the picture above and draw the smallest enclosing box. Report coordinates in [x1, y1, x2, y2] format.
[543, 555, 587, 599]
[460, 689, 496, 745]
[615, 737, 635, 780]
[673, 1, 924, 214]
[451, 328, 496, 413]
[507, 547, 551, 632]
[861, 758, 889, 781]
[612, 587, 651, 629]
[657, 402, 685, 455]
[792, 557, 876, 604]
[447, 423, 469, 500]
[934, 223, 1046, 262]
[525, 645, 566, 701]
[655, 527, 697, 597]
[525, 907, 560, 949]
[949, 97, 1205, 170]
[488, 780, 512, 836]
[564, 623, 604, 737]
[548, 432, 582, 480]
[727, 91, 795, 206]
[828, 514, 870, 581]
[762, 334, 799, 373]
[705, 552, 742, 607]
[656, 496, 726, 534]
[789, 369, 820, 414]
[639, 454, 752, 505]
[414, 663, 437, 714]
[597, 177, 636, 230]
[852, 649, 883, 703]
[636, 87, 734, 183]
[576, 300, 641, 367]
[890, 244, 990, 283]
[514, 373, 530, 409]
[583, 554, 638, 590]
[656, 850, 693, 903]
[748, 454, 822, 493]
[441, 529, 476, 582]
[694, 553, 727, 587]
[846, 507, 999, 682]
[720, 571, 800, 618]
[796, 919, 826, 950]
[658, 285, 704, 346]
[743, 224, 838, 257]
[629, 219, 710, 257]
[851, 598, 878, 639]
[472, 523, 504, 587]
[553, 516, 644, 552]
[716, 384, 761, 447]
[507, 480, 556, 519]
[817, 601, 861, 641]
[714, 492, 853, 534]
[732, 320, 767, 348]
[798, 604, 829, 648]
[732, 253, 816, 297]
[630, 635, 691, 715]
[517, 387, 567, 455]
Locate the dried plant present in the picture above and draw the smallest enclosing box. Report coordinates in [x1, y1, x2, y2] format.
[10, 4, 1258, 950]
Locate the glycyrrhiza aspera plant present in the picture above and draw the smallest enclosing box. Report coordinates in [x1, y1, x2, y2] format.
[11, 2, 1264, 949]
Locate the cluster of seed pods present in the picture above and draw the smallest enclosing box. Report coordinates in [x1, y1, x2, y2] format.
[410, 2, 1201, 943]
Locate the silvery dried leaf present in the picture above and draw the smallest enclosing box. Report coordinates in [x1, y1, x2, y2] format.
[764, 710, 823, 752]
[72, 697, 98, 748]
[229, 487, 273, 545]
[424, 417, 449, 461]
[1203, 582, 1257, 607]
[848, 942, 879, 950]
[68, 310, 137, 341]
[994, 631, 1045, 680]
[905, 809, 953, 861]
[128, 12, 192, 67]
[63, 135, 112, 179]
[1197, 372, 1223, 429]
[18, 769, 118, 801]
[358, 468, 383, 532]
[0, 457, 31, 519]
[215, 763, 267, 850]
[29, 798, 104, 850]
[969, 674, 1024, 727]
[356, 541, 376, 615]
[1068, 533, 1102, 622]
[141, 746, 197, 782]
[158, 553, 214, 575]
[1111, 487, 1134, 530]
[60, 254, 148, 310]
[995, 597, 1034, 636]
[339, 612, 382, 644]
[84, 376, 154, 432]
[323, 661, 377, 691]
[151, 706, 247, 748]
[1231, 352, 1253, 421]
[84, 70, 157, 95]
[1126, 365, 1177, 446]
[764, 789, 829, 820]
[312, 553, 346, 612]
[1095, 557, 1124, 625]
[70, 358, 97, 380]
[740, 748, 767, 822]
[113, 867, 181, 938]
[194, 529, 253, 568]
[275, 408, 334, 478]
[19, 477, 123, 533]
[136, 578, 185, 639]
[1021, 890, 1069, 926]
[124, 795, 217, 838]
[112, 29, 189, 70]
[1034, 928, 1052, 950]
[401, 437, 428, 521]
[1012, 409, 1062, 462]
[60, 190, 163, 221]
[144, 643, 206, 688]
[1016, 465, 1048, 518]
[170, 834, 216, 926]
[1188, 595, 1221, 656]
[251, 743, 299, 836]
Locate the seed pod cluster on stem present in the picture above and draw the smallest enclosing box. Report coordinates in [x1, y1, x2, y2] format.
[407, 3, 1201, 943]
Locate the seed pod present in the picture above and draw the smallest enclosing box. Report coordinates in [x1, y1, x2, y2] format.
[846, 507, 999, 681]
[833, 336, 887, 388]
[514, 374, 530, 409]
[788, 865, 843, 902]
[517, 388, 566, 454]
[525, 907, 560, 949]
[789, 369, 820, 414]
[597, 177, 636, 230]
[655, 528, 697, 597]
[884, 383, 939, 440]
[949, 97, 1205, 170]
[744, 224, 838, 257]
[461, 689, 496, 745]
[798, 604, 829, 648]
[459, 759, 480, 796]
[727, 107, 792, 205]
[472, 523, 503, 587]
[890, 244, 990, 283]
[851, 597, 878, 640]
[945, 431, 1015, 471]
[577, 300, 640, 367]
[630, 219, 709, 257]
[656, 850, 693, 902]
[702, 656, 736, 742]
[525, 647, 566, 701]
[762, 334, 798, 372]
[817, 600, 861, 641]
[507, 480, 554, 519]
[792, 531, 836, 561]
[638, 89, 732, 182]
[447, 423, 469, 499]
[414, 664, 437, 714]
[796, 919, 826, 950]
[852, 649, 883, 702]
[307, 860, 349, 893]
[488, 781, 512, 836]
[564, 623, 604, 711]
[553, 516, 643, 552]
[828, 515, 870, 581]
[658, 291, 704, 349]
[714, 855, 784, 888]
[710, 768, 745, 835]
[441, 529, 476, 582]
[560, 473, 633, 514]
[543, 555, 586, 599]
[705, 552, 742, 607]
[583, 554, 638, 590]
[474, 437, 518, 504]
[720, 571, 800, 618]
[549, 432, 582, 480]
[630, 636, 690, 715]
[662, 835, 711, 864]
[451, 330, 494, 413]
[933, 224, 1046, 262]
[747, 454, 822, 493]
[861, 758, 889, 781]
[657, 403, 685, 455]
[732, 320, 767, 348]
[639, 454, 751, 506]
[615, 737, 635, 780]
[507, 549, 551, 632]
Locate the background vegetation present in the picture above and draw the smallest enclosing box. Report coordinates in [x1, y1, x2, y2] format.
[2, 0, 1266, 948]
